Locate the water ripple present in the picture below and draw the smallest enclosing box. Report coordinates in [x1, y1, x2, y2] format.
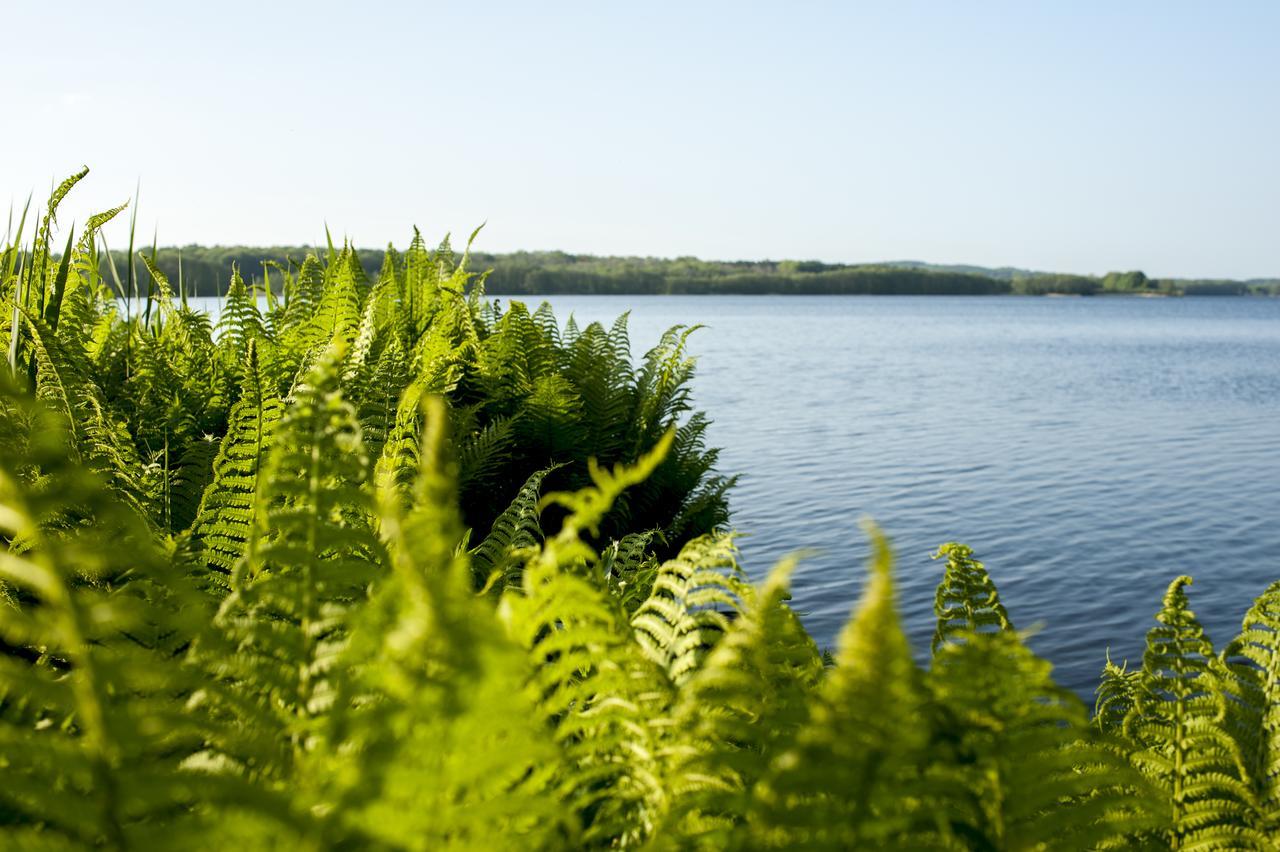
[514, 295, 1280, 695]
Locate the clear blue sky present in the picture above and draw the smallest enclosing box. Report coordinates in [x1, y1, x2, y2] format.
[6, 1, 1278, 278]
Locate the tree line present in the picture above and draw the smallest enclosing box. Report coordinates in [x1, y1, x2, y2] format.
[96, 244, 1280, 298]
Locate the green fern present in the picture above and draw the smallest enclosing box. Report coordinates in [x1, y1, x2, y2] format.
[750, 526, 929, 849]
[1096, 651, 1143, 735]
[312, 395, 570, 849]
[192, 340, 386, 781]
[1122, 576, 1267, 848]
[1219, 580, 1280, 833]
[931, 541, 1015, 653]
[216, 266, 269, 368]
[631, 533, 743, 686]
[0, 384, 296, 848]
[498, 432, 675, 847]
[658, 555, 822, 848]
[190, 341, 283, 590]
[926, 629, 1167, 850]
[469, 464, 560, 591]
[601, 529, 662, 613]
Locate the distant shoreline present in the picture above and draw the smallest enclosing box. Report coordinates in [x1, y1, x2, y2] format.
[104, 245, 1280, 300]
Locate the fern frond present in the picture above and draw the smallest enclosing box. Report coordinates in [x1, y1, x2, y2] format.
[194, 340, 386, 780]
[278, 253, 325, 334]
[469, 464, 560, 591]
[1123, 576, 1268, 848]
[216, 265, 269, 367]
[1220, 579, 1280, 829]
[190, 341, 284, 590]
[931, 541, 1015, 653]
[926, 630, 1168, 850]
[312, 395, 572, 848]
[750, 525, 929, 849]
[0, 383, 294, 847]
[659, 555, 822, 848]
[454, 412, 516, 492]
[631, 533, 743, 686]
[601, 529, 661, 613]
[22, 308, 152, 519]
[498, 434, 677, 846]
[137, 249, 176, 315]
[1096, 651, 1143, 735]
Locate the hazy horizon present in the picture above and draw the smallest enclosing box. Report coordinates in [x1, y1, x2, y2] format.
[6, 1, 1279, 280]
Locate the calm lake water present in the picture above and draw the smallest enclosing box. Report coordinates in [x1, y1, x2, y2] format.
[534, 295, 1280, 696]
[193, 294, 1280, 696]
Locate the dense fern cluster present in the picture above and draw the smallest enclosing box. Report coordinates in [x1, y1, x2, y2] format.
[2, 173, 1279, 850]
[3, 170, 731, 566]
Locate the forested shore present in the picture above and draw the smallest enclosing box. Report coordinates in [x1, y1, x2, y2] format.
[94, 244, 1280, 298]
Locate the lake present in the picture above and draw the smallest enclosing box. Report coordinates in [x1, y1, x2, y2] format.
[533, 295, 1280, 696]
[192, 293, 1280, 696]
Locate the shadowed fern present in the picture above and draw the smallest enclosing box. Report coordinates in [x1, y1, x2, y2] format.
[192, 341, 387, 780]
[190, 341, 284, 591]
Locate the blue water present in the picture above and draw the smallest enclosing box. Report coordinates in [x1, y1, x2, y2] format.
[192, 293, 1280, 695]
[532, 295, 1280, 696]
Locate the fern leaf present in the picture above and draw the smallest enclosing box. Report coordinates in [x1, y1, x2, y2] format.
[631, 533, 743, 686]
[190, 341, 283, 590]
[750, 525, 929, 849]
[194, 340, 386, 781]
[659, 555, 822, 847]
[0, 384, 293, 847]
[498, 433, 676, 846]
[313, 396, 571, 847]
[1123, 576, 1267, 848]
[1096, 651, 1143, 735]
[469, 464, 560, 590]
[1220, 580, 1280, 830]
[601, 529, 661, 613]
[931, 541, 1015, 653]
[927, 630, 1167, 850]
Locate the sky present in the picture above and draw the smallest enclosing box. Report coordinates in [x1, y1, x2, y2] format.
[5, 1, 1279, 279]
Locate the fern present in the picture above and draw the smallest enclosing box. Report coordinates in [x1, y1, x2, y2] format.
[750, 526, 929, 849]
[631, 533, 743, 686]
[349, 334, 412, 462]
[1122, 576, 1267, 848]
[21, 309, 152, 519]
[0, 385, 294, 848]
[469, 464, 559, 590]
[927, 630, 1167, 850]
[659, 555, 822, 848]
[1096, 651, 1143, 735]
[601, 529, 661, 613]
[931, 541, 1015, 653]
[454, 411, 516, 492]
[192, 341, 386, 785]
[312, 396, 569, 848]
[1220, 580, 1280, 832]
[216, 265, 268, 369]
[190, 341, 283, 590]
[498, 432, 675, 847]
